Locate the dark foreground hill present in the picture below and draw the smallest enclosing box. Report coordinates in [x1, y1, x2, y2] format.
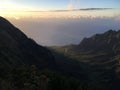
[1, 16, 120, 90]
[0, 17, 92, 90]
[0, 16, 55, 69]
[50, 30, 120, 90]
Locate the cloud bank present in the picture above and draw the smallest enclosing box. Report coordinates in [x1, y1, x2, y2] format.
[9, 16, 120, 46]
[51, 8, 113, 12]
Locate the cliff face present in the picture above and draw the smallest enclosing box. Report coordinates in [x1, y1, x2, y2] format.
[0, 17, 55, 69]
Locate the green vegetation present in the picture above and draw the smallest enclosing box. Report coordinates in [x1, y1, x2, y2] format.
[0, 65, 95, 90]
[49, 30, 120, 90]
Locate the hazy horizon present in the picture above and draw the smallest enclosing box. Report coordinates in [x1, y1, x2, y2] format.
[0, 0, 120, 46]
[5, 16, 119, 46]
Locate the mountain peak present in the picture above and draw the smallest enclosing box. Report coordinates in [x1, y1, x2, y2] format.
[0, 16, 14, 29]
[79, 30, 120, 54]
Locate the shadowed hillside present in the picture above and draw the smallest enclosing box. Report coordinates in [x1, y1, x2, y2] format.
[0, 16, 55, 69]
[0, 17, 94, 90]
[50, 30, 120, 90]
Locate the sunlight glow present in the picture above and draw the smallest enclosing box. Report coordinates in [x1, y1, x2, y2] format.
[0, 0, 119, 19]
[0, 1, 36, 12]
[0, 10, 119, 20]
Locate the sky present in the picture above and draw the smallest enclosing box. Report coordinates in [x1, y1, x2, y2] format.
[0, 0, 120, 18]
[0, 0, 120, 11]
[0, 0, 120, 46]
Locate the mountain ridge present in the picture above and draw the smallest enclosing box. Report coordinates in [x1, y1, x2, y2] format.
[78, 30, 120, 54]
[0, 16, 55, 69]
[50, 29, 120, 90]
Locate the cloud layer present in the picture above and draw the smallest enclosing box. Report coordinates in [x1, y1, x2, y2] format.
[52, 8, 113, 12]
[9, 16, 120, 46]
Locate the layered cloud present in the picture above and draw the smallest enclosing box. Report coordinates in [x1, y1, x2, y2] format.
[2, 8, 117, 20]
[0, 0, 118, 20]
[9, 16, 120, 46]
[51, 8, 113, 12]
